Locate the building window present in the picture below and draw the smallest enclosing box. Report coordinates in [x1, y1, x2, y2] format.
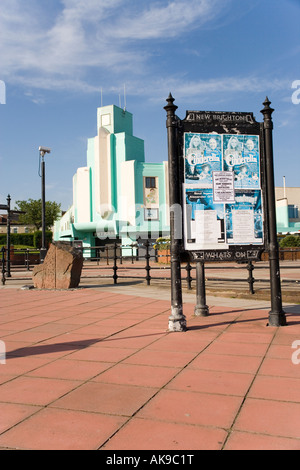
[145, 177, 156, 189]
[144, 208, 159, 221]
[101, 114, 111, 126]
[13, 227, 18, 234]
[288, 205, 299, 219]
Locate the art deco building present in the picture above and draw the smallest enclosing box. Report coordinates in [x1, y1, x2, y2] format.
[53, 104, 170, 254]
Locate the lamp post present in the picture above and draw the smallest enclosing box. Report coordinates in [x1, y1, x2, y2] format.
[6, 194, 11, 277]
[39, 146, 51, 262]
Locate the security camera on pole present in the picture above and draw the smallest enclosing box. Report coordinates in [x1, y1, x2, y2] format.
[39, 146, 51, 262]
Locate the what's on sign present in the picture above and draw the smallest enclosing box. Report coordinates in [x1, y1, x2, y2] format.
[180, 110, 265, 261]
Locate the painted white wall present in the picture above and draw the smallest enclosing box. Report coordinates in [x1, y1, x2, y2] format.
[120, 160, 136, 226]
[76, 167, 91, 223]
[164, 161, 170, 226]
[94, 126, 112, 218]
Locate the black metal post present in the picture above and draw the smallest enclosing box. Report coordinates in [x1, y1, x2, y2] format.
[247, 261, 255, 294]
[26, 249, 30, 271]
[145, 239, 151, 286]
[194, 261, 209, 316]
[113, 242, 118, 284]
[164, 94, 186, 331]
[261, 97, 286, 326]
[185, 260, 192, 290]
[6, 194, 11, 277]
[40, 155, 47, 262]
[1, 247, 6, 285]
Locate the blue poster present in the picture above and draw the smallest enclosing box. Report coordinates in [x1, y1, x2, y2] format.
[184, 133, 222, 185]
[223, 134, 260, 189]
[185, 188, 224, 219]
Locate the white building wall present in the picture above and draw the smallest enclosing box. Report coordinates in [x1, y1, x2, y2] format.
[94, 127, 112, 218]
[120, 160, 136, 226]
[76, 167, 91, 223]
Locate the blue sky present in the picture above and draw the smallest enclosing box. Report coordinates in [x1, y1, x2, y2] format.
[0, 0, 299, 210]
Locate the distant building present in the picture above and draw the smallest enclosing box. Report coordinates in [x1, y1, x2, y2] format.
[0, 214, 34, 235]
[275, 186, 300, 234]
[53, 104, 170, 254]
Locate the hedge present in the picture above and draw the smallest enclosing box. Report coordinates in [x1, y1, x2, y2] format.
[33, 231, 53, 248]
[0, 231, 52, 248]
[279, 234, 300, 248]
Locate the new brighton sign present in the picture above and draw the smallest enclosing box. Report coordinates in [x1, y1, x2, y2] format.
[164, 94, 286, 331]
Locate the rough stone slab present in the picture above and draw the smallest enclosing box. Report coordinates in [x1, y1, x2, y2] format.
[32, 242, 83, 289]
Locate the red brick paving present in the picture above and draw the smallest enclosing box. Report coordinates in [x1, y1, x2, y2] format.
[0, 286, 300, 450]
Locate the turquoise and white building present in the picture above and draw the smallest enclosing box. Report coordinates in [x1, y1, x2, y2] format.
[53, 104, 170, 254]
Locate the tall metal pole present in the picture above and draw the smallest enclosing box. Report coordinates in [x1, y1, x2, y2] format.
[164, 94, 186, 332]
[41, 154, 47, 262]
[6, 194, 11, 277]
[261, 97, 286, 326]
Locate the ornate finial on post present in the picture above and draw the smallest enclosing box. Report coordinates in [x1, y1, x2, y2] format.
[261, 97, 274, 129]
[262, 96, 272, 110]
[165, 92, 176, 106]
[164, 93, 178, 127]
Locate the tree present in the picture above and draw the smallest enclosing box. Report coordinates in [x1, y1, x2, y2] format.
[15, 199, 61, 231]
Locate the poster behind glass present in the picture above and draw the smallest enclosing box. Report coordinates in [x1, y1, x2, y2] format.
[183, 133, 263, 251]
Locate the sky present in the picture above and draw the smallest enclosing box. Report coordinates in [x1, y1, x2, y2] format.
[0, 0, 299, 211]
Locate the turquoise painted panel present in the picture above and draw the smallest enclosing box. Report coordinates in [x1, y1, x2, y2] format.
[113, 106, 133, 135]
[277, 205, 289, 228]
[97, 105, 133, 136]
[124, 134, 145, 163]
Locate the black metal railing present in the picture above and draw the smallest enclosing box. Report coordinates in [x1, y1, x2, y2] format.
[1, 243, 300, 293]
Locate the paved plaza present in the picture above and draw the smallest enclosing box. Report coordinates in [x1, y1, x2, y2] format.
[0, 271, 300, 450]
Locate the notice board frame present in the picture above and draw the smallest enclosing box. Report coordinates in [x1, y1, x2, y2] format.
[177, 109, 268, 263]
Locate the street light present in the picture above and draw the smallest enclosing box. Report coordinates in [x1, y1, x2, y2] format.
[39, 146, 51, 262]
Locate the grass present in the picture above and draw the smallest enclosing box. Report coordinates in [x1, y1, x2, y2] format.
[0, 245, 39, 252]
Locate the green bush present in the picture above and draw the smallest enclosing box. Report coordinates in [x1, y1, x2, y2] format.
[279, 234, 300, 248]
[0, 231, 53, 248]
[33, 231, 53, 248]
[153, 236, 170, 250]
[0, 233, 34, 246]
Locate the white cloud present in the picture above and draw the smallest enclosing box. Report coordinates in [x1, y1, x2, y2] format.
[0, 0, 293, 102]
[110, 0, 224, 40]
[0, 0, 230, 92]
[123, 75, 291, 102]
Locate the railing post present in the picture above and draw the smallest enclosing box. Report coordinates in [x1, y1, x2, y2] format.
[194, 261, 209, 316]
[26, 249, 30, 270]
[185, 260, 192, 290]
[154, 247, 158, 263]
[1, 247, 6, 285]
[247, 261, 255, 294]
[145, 239, 151, 286]
[113, 242, 118, 284]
